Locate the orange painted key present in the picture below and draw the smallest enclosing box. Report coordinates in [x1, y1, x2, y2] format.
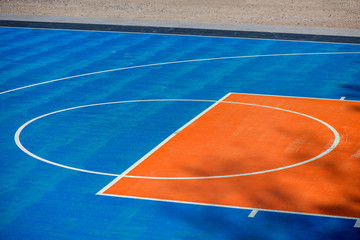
[101, 93, 360, 219]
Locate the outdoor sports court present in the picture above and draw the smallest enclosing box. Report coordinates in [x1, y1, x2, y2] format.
[1, 19, 360, 239]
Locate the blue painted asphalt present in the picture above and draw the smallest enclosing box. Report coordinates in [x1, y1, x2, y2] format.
[1, 27, 360, 239]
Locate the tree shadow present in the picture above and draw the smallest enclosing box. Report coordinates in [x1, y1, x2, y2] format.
[341, 83, 360, 99]
[158, 122, 360, 239]
[348, 104, 360, 112]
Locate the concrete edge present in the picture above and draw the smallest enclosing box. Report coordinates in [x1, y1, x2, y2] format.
[1, 14, 360, 37]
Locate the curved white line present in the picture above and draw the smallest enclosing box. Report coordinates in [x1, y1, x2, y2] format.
[14, 99, 196, 176]
[14, 99, 340, 179]
[1, 51, 360, 95]
[127, 100, 341, 179]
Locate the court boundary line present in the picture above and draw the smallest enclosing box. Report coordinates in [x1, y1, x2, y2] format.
[0, 20, 360, 44]
[95, 93, 359, 224]
[99, 193, 360, 222]
[12, 94, 357, 223]
[228, 92, 360, 103]
[2, 23, 360, 232]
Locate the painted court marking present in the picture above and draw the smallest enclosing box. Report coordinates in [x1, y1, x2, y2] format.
[355, 220, 360, 228]
[98, 193, 360, 222]
[123, 96, 341, 179]
[14, 99, 220, 177]
[1, 52, 360, 96]
[14, 95, 340, 180]
[248, 209, 258, 218]
[95, 93, 231, 189]
[3, 47, 359, 227]
[98, 93, 360, 226]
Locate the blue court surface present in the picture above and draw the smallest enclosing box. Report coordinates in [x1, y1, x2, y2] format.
[1, 24, 360, 239]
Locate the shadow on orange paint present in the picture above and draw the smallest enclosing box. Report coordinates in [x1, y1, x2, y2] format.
[104, 94, 360, 219]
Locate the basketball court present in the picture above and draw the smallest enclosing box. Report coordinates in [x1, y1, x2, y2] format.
[1, 16, 360, 239]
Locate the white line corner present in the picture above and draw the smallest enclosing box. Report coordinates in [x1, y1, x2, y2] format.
[354, 219, 360, 228]
[248, 209, 259, 218]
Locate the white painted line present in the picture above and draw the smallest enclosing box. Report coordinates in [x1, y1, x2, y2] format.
[14, 99, 218, 177]
[229, 92, 360, 103]
[99, 192, 359, 221]
[125, 98, 340, 179]
[96, 175, 123, 195]
[96, 94, 231, 195]
[248, 209, 258, 218]
[2, 31, 357, 223]
[13, 105, 120, 177]
[354, 219, 360, 228]
[1, 52, 360, 96]
[14, 96, 340, 179]
[340, 96, 346, 100]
